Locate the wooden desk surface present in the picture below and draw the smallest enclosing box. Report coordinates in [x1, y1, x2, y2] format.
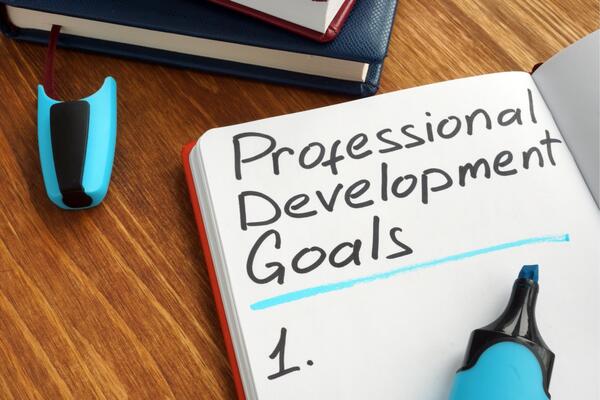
[0, 2, 597, 398]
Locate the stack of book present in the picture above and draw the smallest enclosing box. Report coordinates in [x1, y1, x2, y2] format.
[0, 0, 399, 96]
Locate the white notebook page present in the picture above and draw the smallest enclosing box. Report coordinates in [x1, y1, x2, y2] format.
[191, 72, 600, 399]
[533, 30, 600, 207]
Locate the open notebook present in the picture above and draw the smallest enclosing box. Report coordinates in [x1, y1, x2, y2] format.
[183, 31, 599, 399]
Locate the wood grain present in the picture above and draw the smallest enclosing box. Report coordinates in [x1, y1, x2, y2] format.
[0, 1, 597, 398]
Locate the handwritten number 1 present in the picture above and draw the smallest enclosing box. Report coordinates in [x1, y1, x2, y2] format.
[267, 327, 300, 380]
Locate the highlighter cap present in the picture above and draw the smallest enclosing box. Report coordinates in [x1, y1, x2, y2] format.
[37, 77, 117, 209]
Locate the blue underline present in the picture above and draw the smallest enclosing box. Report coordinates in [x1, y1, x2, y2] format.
[250, 233, 570, 311]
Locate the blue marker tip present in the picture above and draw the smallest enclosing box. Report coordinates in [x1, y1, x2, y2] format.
[519, 264, 539, 283]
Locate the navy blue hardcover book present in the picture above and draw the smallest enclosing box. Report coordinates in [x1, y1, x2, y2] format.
[0, 0, 398, 96]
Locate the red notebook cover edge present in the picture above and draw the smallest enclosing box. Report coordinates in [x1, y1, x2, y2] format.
[208, 0, 356, 43]
[182, 141, 247, 400]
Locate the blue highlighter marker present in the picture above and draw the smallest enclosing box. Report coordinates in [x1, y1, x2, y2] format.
[38, 25, 117, 210]
[449, 265, 554, 400]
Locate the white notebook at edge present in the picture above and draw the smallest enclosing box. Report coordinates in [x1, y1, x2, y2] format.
[187, 31, 600, 399]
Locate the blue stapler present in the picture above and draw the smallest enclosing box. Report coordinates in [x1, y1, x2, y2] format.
[38, 25, 117, 209]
